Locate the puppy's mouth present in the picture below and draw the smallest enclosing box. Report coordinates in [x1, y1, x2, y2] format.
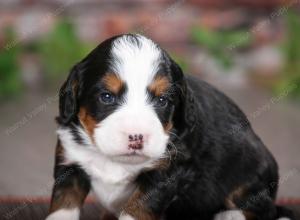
[111, 152, 150, 164]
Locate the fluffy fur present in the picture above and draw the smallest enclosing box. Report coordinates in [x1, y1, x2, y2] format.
[46, 34, 294, 220]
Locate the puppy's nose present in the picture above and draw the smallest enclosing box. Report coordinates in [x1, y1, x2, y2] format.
[128, 134, 143, 141]
[128, 134, 144, 150]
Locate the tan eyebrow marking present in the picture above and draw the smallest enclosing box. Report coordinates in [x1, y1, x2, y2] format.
[102, 73, 124, 94]
[148, 76, 170, 96]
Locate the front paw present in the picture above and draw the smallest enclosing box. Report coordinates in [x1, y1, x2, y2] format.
[214, 210, 246, 220]
[119, 213, 135, 220]
[45, 208, 80, 220]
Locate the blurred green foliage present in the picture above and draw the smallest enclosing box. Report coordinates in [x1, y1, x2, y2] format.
[1, 15, 299, 100]
[0, 19, 94, 100]
[0, 27, 22, 99]
[191, 26, 252, 69]
[276, 10, 300, 98]
[38, 19, 94, 83]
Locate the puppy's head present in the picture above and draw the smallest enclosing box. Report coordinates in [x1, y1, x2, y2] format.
[58, 34, 188, 165]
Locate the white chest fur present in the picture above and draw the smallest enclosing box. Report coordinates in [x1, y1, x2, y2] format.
[91, 176, 136, 213]
[57, 128, 151, 215]
[82, 151, 140, 213]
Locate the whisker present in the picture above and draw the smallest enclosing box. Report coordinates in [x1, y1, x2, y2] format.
[168, 131, 180, 140]
[166, 148, 172, 165]
[168, 140, 186, 158]
[168, 141, 178, 160]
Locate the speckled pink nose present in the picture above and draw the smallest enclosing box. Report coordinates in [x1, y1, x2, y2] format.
[128, 134, 144, 150]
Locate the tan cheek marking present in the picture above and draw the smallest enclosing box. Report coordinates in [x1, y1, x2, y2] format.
[149, 76, 170, 96]
[78, 107, 97, 142]
[102, 73, 124, 94]
[164, 122, 173, 133]
[123, 189, 158, 220]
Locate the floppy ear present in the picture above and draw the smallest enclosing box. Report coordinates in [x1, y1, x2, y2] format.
[171, 60, 198, 135]
[57, 64, 81, 125]
[181, 85, 198, 133]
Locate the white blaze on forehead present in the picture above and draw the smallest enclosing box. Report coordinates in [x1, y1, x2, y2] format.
[91, 35, 168, 160]
[111, 35, 161, 103]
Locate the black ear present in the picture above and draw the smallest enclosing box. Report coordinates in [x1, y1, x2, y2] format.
[170, 58, 184, 83]
[57, 64, 81, 125]
[171, 60, 198, 135]
[182, 85, 198, 133]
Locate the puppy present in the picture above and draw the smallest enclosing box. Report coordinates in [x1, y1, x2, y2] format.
[46, 34, 293, 220]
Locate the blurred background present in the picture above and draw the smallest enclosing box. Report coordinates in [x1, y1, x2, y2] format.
[0, 0, 300, 217]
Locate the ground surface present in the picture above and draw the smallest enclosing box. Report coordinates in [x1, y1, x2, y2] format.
[0, 199, 299, 220]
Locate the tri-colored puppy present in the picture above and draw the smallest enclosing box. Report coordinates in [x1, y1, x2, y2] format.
[46, 34, 293, 220]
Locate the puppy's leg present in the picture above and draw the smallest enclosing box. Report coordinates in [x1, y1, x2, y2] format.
[46, 143, 91, 220]
[215, 185, 278, 220]
[46, 165, 90, 220]
[214, 210, 246, 220]
[120, 189, 159, 220]
[102, 211, 118, 220]
[46, 208, 80, 220]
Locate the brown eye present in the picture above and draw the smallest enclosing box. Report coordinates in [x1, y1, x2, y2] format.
[155, 95, 168, 107]
[100, 92, 115, 104]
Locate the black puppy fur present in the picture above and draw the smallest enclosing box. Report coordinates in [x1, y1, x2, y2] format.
[49, 34, 294, 220]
